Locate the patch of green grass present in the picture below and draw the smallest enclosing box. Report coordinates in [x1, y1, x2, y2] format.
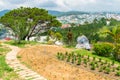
[17, 55, 22, 59]
[0, 55, 13, 78]
[0, 46, 23, 80]
[63, 44, 76, 49]
[57, 50, 120, 79]
[73, 49, 120, 65]
[0, 47, 9, 53]
[4, 40, 40, 48]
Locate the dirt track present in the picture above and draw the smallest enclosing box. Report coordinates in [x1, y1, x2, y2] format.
[18, 45, 112, 80]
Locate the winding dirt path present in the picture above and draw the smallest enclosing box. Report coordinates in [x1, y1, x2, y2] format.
[5, 44, 47, 80]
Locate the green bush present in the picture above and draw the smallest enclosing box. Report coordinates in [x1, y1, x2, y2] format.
[116, 66, 120, 70]
[90, 62, 96, 70]
[57, 52, 60, 59]
[113, 44, 120, 61]
[72, 57, 75, 63]
[112, 68, 115, 72]
[93, 57, 96, 61]
[99, 58, 102, 62]
[116, 71, 120, 76]
[105, 67, 111, 74]
[99, 67, 103, 72]
[66, 55, 71, 62]
[93, 42, 113, 57]
[83, 59, 87, 65]
[87, 55, 90, 61]
[47, 41, 54, 45]
[90, 62, 95, 66]
[103, 66, 106, 70]
[91, 64, 96, 70]
[112, 61, 115, 65]
[77, 58, 81, 65]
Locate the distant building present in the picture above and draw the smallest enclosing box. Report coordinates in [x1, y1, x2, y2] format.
[0, 27, 15, 40]
[76, 35, 91, 50]
[106, 20, 110, 26]
[61, 24, 71, 29]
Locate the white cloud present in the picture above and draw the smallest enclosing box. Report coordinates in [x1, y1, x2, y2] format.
[0, 0, 120, 12]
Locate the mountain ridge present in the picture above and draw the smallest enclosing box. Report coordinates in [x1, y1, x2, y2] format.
[0, 9, 89, 17]
[0, 9, 120, 17]
[0, 10, 10, 16]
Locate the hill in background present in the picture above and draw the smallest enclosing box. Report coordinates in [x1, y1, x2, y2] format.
[0, 9, 89, 17]
[0, 10, 10, 16]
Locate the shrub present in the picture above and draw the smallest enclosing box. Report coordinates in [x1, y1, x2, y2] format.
[59, 53, 64, 60]
[72, 56, 76, 64]
[105, 67, 111, 74]
[90, 62, 94, 66]
[112, 68, 115, 72]
[57, 52, 60, 59]
[72, 58, 74, 63]
[99, 67, 103, 72]
[104, 60, 108, 64]
[74, 55, 77, 61]
[91, 64, 96, 70]
[71, 52, 74, 57]
[99, 58, 102, 62]
[77, 58, 81, 65]
[46, 36, 50, 41]
[77, 54, 81, 57]
[47, 41, 54, 45]
[81, 55, 84, 58]
[83, 59, 87, 66]
[113, 44, 120, 61]
[61, 55, 65, 60]
[101, 62, 104, 65]
[116, 66, 120, 70]
[67, 55, 71, 62]
[96, 63, 99, 68]
[90, 62, 96, 70]
[103, 66, 106, 70]
[55, 32, 63, 41]
[112, 61, 115, 65]
[107, 63, 111, 67]
[116, 71, 120, 76]
[93, 57, 96, 61]
[93, 42, 113, 57]
[87, 55, 90, 61]
[65, 52, 68, 56]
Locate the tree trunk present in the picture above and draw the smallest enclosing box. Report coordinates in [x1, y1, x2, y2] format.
[22, 36, 27, 40]
[27, 36, 30, 41]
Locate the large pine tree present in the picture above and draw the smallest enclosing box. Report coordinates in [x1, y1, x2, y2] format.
[0, 7, 61, 42]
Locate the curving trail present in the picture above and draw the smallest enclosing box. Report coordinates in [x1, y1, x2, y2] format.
[5, 44, 47, 80]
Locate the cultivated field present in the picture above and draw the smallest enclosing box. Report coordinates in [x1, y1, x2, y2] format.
[18, 44, 116, 80]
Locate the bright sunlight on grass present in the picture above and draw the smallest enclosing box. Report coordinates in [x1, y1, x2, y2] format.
[4, 40, 39, 48]
[73, 49, 120, 65]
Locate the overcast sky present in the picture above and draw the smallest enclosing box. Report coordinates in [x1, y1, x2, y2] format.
[0, 0, 120, 12]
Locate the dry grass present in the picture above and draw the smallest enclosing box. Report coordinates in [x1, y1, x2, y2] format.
[18, 44, 112, 80]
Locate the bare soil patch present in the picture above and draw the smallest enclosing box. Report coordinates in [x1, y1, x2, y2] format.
[18, 44, 113, 80]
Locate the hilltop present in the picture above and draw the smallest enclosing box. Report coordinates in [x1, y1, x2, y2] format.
[0, 9, 88, 17]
